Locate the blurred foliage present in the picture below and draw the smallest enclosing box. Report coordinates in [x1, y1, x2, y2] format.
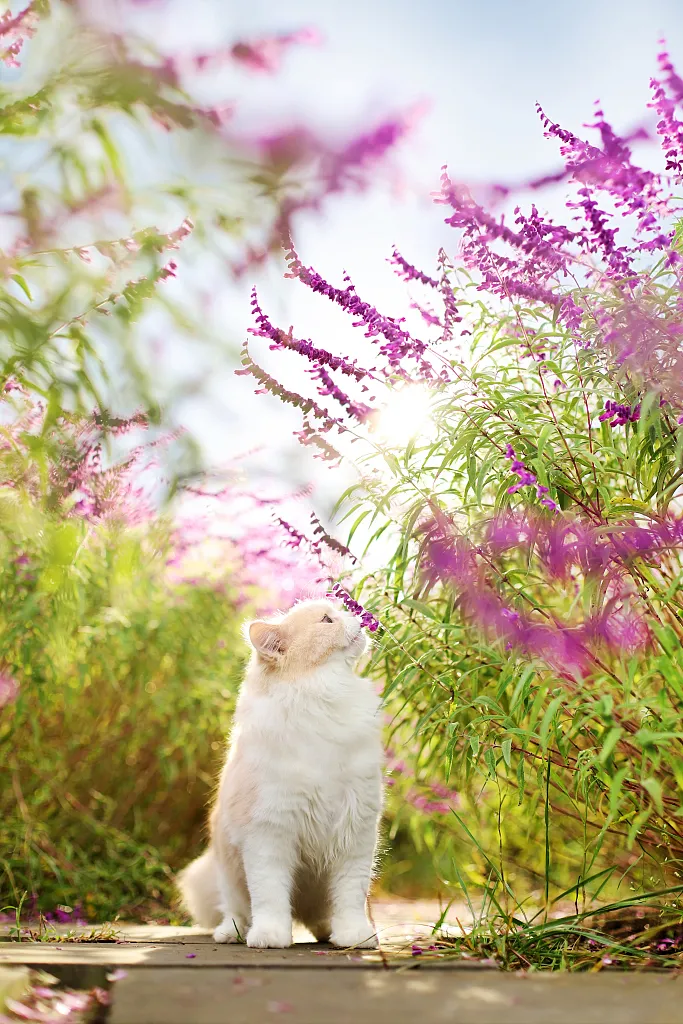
[0, 0, 389, 922]
[2, 529, 243, 920]
[0, 0, 352, 471]
[0, 396, 248, 919]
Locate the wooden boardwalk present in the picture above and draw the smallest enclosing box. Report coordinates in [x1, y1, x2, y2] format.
[2, 902, 682, 1022]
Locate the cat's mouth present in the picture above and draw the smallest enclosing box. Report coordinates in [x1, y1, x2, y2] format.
[345, 627, 364, 648]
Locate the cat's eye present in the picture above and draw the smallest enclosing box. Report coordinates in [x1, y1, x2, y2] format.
[321, 614, 333, 623]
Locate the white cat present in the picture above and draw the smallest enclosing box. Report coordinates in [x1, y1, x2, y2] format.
[177, 598, 383, 949]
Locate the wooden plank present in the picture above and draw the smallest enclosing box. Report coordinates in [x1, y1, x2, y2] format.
[108, 966, 683, 1024]
[0, 939, 492, 970]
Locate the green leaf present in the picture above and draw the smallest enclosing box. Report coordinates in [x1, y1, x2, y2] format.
[11, 274, 32, 301]
[516, 754, 525, 804]
[538, 695, 564, 748]
[642, 777, 664, 815]
[598, 727, 622, 764]
[609, 766, 630, 818]
[484, 747, 497, 778]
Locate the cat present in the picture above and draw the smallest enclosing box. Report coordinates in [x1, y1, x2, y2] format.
[177, 598, 384, 949]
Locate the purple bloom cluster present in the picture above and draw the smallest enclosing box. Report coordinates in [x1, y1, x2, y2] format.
[236, 348, 339, 432]
[328, 582, 379, 631]
[310, 512, 357, 564]
[421, 509, 653, 678]
[600, 297, 683, 408]
[505, 445, 559, 512]
[275, 513, 357, 568]
[292, 422, 343, 464]
[388, 247, 439, 289]
[598, 400, 641, 427]
[486, 510, 683, 587]
[249, 289, 371, 382]
[437, 249, 463, 341]
[434, 168, 570, 306]
[651, 45, 683, 180]
[323, 112, 415, 193]
[536, 102, 666, 270]
[2, 401, 161, 527]
[410, 301, 441, 327]
[283, 242, 432, 375]
[307, 362, 372, 422]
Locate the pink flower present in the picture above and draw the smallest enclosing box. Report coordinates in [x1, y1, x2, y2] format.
[0, 671, 18, 708]
[231, 29, 320, 75]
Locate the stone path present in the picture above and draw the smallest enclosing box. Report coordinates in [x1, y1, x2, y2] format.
[1, 901, 682, 1023]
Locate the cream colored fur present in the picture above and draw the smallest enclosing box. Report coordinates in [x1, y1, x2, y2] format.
[177, 599, 383, 949]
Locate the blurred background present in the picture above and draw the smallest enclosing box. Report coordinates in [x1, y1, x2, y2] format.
[1, 0, 682, 924]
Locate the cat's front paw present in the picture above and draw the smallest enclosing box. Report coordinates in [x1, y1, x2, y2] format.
[246, 918, 293, 949]
[213, 919, 243, 944]
[330, 917, 378, 949]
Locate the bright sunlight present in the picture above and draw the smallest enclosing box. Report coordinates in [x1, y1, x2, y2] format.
[373, 384, 435, 447]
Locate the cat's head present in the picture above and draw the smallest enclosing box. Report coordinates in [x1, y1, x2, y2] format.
[247, 599, 368, 675]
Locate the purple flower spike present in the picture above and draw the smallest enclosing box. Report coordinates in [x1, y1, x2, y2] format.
[388, 247, 439, 289]
[329, 583, 380, 632]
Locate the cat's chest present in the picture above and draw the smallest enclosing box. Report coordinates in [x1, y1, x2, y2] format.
[267, 709, 380, 780]
[259, 731, 382, 836]
[248, 699, 380, 789]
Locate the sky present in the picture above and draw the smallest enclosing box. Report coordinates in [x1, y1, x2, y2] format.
[111, 0, 683, 511]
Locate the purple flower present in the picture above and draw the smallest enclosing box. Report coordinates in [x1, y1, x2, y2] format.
[249, 289, 372, 382]
[505, 445, 559, 511]
[283, 244, 432, 376]
[236, 349, 339, 433]
[329, 583, 380, 632]
[388, 247, 439, 288]
[323, 112, 416, 193]
[309, 513, 357, 563]
[410, 301, 441, 328]
[434, 168, 570, 307]
[600, 296, 683, 407]
[307, 363, 372, 422]
[0, 2, 39, 68]
[649, 44, 683, 181]
[598, 400, 641, 427]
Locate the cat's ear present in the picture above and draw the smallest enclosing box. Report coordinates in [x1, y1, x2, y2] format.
[248, 620, 285, 660]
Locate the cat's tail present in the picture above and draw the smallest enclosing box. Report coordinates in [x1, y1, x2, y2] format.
[177, 848, 222, 929]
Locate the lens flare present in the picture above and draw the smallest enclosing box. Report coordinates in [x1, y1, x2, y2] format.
[373, 385, 434, 447]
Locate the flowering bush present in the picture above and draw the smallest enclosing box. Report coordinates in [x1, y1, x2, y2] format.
[242, 46, 683, 912]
